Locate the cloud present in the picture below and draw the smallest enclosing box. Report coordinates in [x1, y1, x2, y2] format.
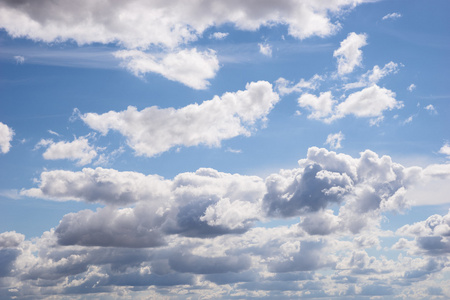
[382, 13, 402, 20]
[13, 55, 25, 64]
[325, 131, 344, 149]
[81, 81, 279, 157]
[298, 91, 336, 120]
[35, 136, 98, 166]
[114, 48, 219, 90]
[0, 231, 25, 248]
[275, 74, 323, 96]
[0, 0, 366, 49]
[258, 43, 272, 57]
[425, 104, 437, 114]
[210, 32, 229, 40]
[408, 83, 416, 92]
[333, 32, 368, 76]
[0, 122, 14, 154]
[439, 143, 450, 160]
[297, 85, 402, 123]
[343, 61, 399, 90]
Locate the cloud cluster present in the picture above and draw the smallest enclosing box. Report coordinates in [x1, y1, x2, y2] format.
[333, 32, 368, 76]
[344, 61, 399, 90]
[298, 84, 402, 123]
[7, 148, 450, 298]
[81, 81, 279, 157]
[0, 122, 14, 154]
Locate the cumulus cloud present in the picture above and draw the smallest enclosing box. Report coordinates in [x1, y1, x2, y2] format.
[0, 0, 365, 49]
[114, 48, 219, 89]
[408, 83, 416, 92]
[35, 136, 98, 166]
[81, 81, 279, 157]
[344, 61, 399, 90]
[425, 104, 437, 114]
[325, 131, 344, 149]
[439, 143, 450, 158]
[275, 74, 323, 96]
[333, 32, 368, 76]
[258, 43, 272, 57]
[0, 122, 14, 154]
[297, 85, 402, 123]
[382, 12, 402, 20]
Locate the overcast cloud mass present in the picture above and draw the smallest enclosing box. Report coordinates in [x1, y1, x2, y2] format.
[0, 0, 449, 299]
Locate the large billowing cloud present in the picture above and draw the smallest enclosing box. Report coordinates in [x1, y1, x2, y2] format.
[7, 147, 450, 298]
[0, 0, 370, 49]
[81, 81, 279, 157]
[0, 122, 14, 154]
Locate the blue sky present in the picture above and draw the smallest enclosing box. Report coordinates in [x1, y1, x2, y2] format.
[0, 0, 449, 299]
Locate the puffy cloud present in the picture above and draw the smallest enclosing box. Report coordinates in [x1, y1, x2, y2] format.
[0, 122, 14, 154]
[395, 210, 450, 256]
[425, 104, 437, 114]
[275, 74, 323, 96]
[333, 32, 368, 76]
[298, 91, 336, 120]
[344, 61, 399, 90]
[439, 143, 450, 159]
[35, 136, 98, 166]
[0, 0, 367, 49]
[331, 85, 403, 122]
[408, 83, 416, 91]
[0, 231, 25, 248]
[21, 167, 171, 206]
[114, 48, 219, 89]
[258, 43, 272, 57]
[325, 131, 344, 149]
[382, 12, 402, 20]
[81, 81, 279, 157]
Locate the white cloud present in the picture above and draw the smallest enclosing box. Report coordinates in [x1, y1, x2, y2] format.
[14, 55, 25, 64]
[275, 74, 323, 96]
[0, 0, 363, 49]
[114, 48, 219, 90]
[439, 143, 450, 158]
[332, 85, 403, 122]
[382, 13, 402, 21]
[325, 131, 344, 149]
[297, 85, 402, 123]
[210, 32, 229, 40]
[47, 130, 60, 137]
[81, 81, 280, 157]
[402, 115, 415, 125]
[408, 83, 416, 92]
[258, 43, 272, 57]
[0, 122, 14, 154]
[35, 136, 98, 166]
[333, 32, 368, 76]
[344, 62, 399, 90]
[298, 91, 336, 120]
[425, 104, 437, 114]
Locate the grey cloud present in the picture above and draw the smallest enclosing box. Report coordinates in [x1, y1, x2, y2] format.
[0, 231, 24, 248]
[0, 249, 20, 277]
[169, 252, 251, 274]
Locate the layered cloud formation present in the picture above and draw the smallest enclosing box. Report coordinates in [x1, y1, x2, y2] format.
[2, 148, 448, 298]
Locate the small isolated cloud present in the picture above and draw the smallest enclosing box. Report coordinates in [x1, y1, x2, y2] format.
[210, 32, 229, 40]
[82, 81, 279, 157]
[382, 13, 402, 21]
[325, 131, 344, 149]
[226, 147, 242, 154]
[402, 115, 415, 125]
[408, 84, 416, 92]
[48, 130, 60, 137]
[425, 104, 437, 114]
[114, 48, 219, 90]
[35, 136, 98, 166]
[298, 91, 336, 120]
[333, 32, 368, 76]
[14, 55, 25, 64]
[0, 122, 14, 154]
[439, 143, 450, 159]
[344, 61, 399, 90]
[275, 74, 323, 96]
[258, 43, 272, 57]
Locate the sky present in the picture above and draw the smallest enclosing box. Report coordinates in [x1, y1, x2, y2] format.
[0, 0, 449, 299]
